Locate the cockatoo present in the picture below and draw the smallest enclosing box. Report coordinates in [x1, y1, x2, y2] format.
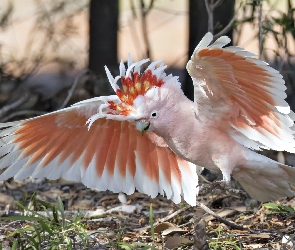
[1, 32, 295, 206]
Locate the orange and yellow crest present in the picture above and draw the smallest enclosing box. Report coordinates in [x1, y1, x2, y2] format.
[117, 69, 164, 105]
[105, 58, 167, 116]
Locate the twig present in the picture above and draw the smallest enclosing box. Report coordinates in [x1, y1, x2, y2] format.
[205, 0, 228, 36]
[0, 92, 29, 120]
[60, 69, 89, 109]
[135, 205, 191, 232]
[140, 0, 154, 59]
[204, 0, 214, 34]
[196, 201, 246, 230]
[146, 0, 155, 14]
[129, 0, 137, 18]
[1, 110, 46, 122]
[198, 181, 246, 198]
[198, 173, 212, 184]
[258, 0, 263, 59]
[129, 14, 144, 59]
[211, 0, 223, 10]
[136, 197, 246, 233]
[213, 1, 244, 39]
[213, 15, 236, 39]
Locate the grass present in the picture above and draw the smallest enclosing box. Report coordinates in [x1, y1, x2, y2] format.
[262, 202, 295, 215]
[0, 194, 91, 249]
[149, 203, 155, 241]
[208, 225, 241, 250]
[117, 242, 159, 250]
[1, 194, 293, 249]
[0, 196, 162, 250]
[114, 204, 159, 250]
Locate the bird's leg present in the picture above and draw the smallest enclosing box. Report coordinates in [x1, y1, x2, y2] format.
[211, 161, 244, 196]
[212, 179, 242, 196]
[212, 178, 230, 190]
[199, 176, 244, 197]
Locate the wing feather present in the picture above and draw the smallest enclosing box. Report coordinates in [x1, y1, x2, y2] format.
[187, 32, 295, 152]
[0, 97, 198, 205]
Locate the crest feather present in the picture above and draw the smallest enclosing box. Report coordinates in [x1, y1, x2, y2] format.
[105, 56, 178, 116]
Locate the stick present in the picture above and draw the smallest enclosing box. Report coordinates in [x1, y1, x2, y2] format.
[136, 199, 246, 234]
[60, 69, 89, 109]
[0, 93, 29, 120]
[196, 201, 246, 230]
[1, 110, 46, 122]
[135, 205, 191, 232]
[258, 0, 263, 59]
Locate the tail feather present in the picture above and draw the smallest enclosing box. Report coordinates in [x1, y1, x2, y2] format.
[281, 164, 295, 182]
[232, 158, 295, 202]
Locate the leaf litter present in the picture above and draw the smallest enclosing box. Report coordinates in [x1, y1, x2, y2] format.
[0, 177, 295, 249]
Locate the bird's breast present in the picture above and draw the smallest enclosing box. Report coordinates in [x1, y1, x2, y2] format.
[161, 121, 247, 172]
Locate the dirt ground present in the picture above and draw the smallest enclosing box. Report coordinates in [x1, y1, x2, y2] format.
[0, 176, 295, 249]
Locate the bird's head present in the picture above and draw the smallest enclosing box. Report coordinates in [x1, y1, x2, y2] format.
[104, 56, 183, 135]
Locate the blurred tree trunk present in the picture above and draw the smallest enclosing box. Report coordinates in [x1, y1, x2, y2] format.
[88, 0, 118, 75]
[183, 0, 235, 100]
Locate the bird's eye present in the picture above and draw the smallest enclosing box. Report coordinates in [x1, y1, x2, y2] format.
[150, 111, 158, 118]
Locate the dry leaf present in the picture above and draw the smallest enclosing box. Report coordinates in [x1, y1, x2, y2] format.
[204, 209, 235, 222]
[239, 233, 270, 239]
[154, 222, 176, 233]
[106, 204, 142, 214]
[165, 235, 191, 249]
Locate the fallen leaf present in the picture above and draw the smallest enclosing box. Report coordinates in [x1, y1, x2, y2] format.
[106, 204, 142, 214]
[165, 235, 192, 249]
[85, 207, 106, 217]
[154, 222, 175, 233]
[204, 209, 235, 222]
[239, 233, 270, 239]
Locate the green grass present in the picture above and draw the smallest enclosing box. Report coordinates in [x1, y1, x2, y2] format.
[115, 203, 159, 250]
[149, 203, 155, 241]
[263, 202, 295, 215]
[208, 225, 241, 250]
[0, 197, 162, 250]
[0, 194, 90, 249]
[117, 242, 159, 250]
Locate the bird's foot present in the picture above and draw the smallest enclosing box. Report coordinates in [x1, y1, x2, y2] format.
[199, 179, 242, 196]
[212, 179, 229, 189]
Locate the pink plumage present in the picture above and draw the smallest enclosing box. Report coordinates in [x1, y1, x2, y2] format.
[1, 32, 295, 205]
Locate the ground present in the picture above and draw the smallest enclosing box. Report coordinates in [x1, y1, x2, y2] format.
[0, 176, 295, 249]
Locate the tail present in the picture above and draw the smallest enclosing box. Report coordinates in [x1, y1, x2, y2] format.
[232, 152, 295, 202]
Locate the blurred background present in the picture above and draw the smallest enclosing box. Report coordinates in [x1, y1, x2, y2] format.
[0, 0, 294, 122]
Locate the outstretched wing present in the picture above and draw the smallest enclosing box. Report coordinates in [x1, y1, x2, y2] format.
[0, 97, 198, 205]
[187, 32, 295, 152]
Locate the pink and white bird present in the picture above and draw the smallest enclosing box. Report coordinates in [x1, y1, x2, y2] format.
[1, 32, 295, 206]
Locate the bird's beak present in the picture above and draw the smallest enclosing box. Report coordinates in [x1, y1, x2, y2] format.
[135, 121, 150, 136]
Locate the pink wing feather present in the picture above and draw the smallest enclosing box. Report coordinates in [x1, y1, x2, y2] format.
[187, 32, 295, 152]
[0, 97, 198, 205]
